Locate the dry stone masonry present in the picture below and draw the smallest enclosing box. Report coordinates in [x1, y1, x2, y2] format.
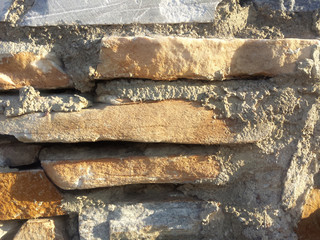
[1, 0, 320, 239]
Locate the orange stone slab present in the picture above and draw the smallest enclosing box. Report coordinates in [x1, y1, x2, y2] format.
[0, 51, 71, 90]
[0, 170, 65, 220]
[0, 101, 271, 144]
[96, 37, 319, 80]
[296, 189, 320, 239]
[41, 144, 220, 189]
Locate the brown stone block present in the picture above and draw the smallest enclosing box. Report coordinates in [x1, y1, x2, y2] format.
[0, 52, 71, 90]
[0, 170, 65, 220]
[0, 100, 271, 144]
[96, 37, 319, 80]
[41, 146, 220, 189]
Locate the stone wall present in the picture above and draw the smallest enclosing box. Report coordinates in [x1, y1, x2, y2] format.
[1, 0, 320, 239]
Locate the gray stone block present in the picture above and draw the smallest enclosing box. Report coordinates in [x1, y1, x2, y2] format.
[20, 0, 221, 26]
[79, 201, 219, 240]
[253, 0, 320, 12]
[0, 0, 11, 21]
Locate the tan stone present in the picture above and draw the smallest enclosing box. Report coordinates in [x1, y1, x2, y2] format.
[0, 170, 65, 220]
[296, 189, 320, 240]
[0, 52, 71, 90]
[13, 218, 67, 240]
[96, 37, 319, 81]
[40, 144, 220, 189]
[0, 100, 271, 144]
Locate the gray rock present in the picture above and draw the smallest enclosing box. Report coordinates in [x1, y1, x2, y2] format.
[0, 220, 24, 240]
[0, 143, 41, 167]
[20, 0, 221, 26]
[78, 201, 219, 240]
[253, 0, 320, 12]
[0, 0, 11, 21]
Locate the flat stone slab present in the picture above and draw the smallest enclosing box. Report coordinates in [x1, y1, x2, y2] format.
[0, 101, 270, 144]
[95, 37, 319, 81]
[40, 144, 220, 189]
[79, 201, 219, 240]
[0, 42, 71, 90]
[13, 219, 67, 240]
[0, 170, 65, 220]
[20, 0, 221, 26]
[0, 1, 11, 21]
[253, 0, 320, 12]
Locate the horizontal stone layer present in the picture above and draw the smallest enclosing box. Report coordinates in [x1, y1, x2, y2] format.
[0, 48, 71, 90]
[0, 170, 65, 220]
[20, 0, 221, 26]
[0, 100, 270, 144]
[40, 144, 220, 189]
[96, 37, 319, 81]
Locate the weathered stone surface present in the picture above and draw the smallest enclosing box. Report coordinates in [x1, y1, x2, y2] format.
[0, 101, 271, 144]
[1, 86, 91, 117]
[40, 144, 220, 189]
[253, 0, 320, 12]
[0, 220, 23, 239]
[79, 201, 219, 240]
[0, 170, 65, 220]
[0, 143, 41, 167]
[0, 1, 11, 21]
[21, 0, 221, 26]
[96, 37, 319, 81]
[13, 218, 67, 240]
[296, 189, 320, 239]
[0, 43, 71, 90]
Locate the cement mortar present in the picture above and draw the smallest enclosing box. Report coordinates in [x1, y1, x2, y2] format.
[0, 86, 91, 117]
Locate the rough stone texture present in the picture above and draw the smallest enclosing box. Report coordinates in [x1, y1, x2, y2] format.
[0, 1, 11, 21]
[40, 144, 220, 189]
[78, 200, 220, 240]
[0, 86, 91, 117]
[0, 100, 271, 144]
[0, 143, 41, 167]
[0, 42, 71, 90]
[253, 0, 320, 12]
[296, 189, 320, 240]
[0, 170, 65, 220]
[13, 218, 67, 240]
[0, 220, 24, 240]
[20, 0, 221, 26]
[96, 37, 319, 81]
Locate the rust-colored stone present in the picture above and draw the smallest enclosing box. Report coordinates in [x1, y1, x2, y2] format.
[96, 37, 318, 81]
[296, 189, 320, 240]
[0, 52, 71, 90]
[0, 170, 65, 220]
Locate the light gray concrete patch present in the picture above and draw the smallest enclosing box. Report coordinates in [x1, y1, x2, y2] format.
[253, 0, 320, 11]
[0, 0, 12, 21]
[78, 201, 219, 240]
[20, 0, 221, 26]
